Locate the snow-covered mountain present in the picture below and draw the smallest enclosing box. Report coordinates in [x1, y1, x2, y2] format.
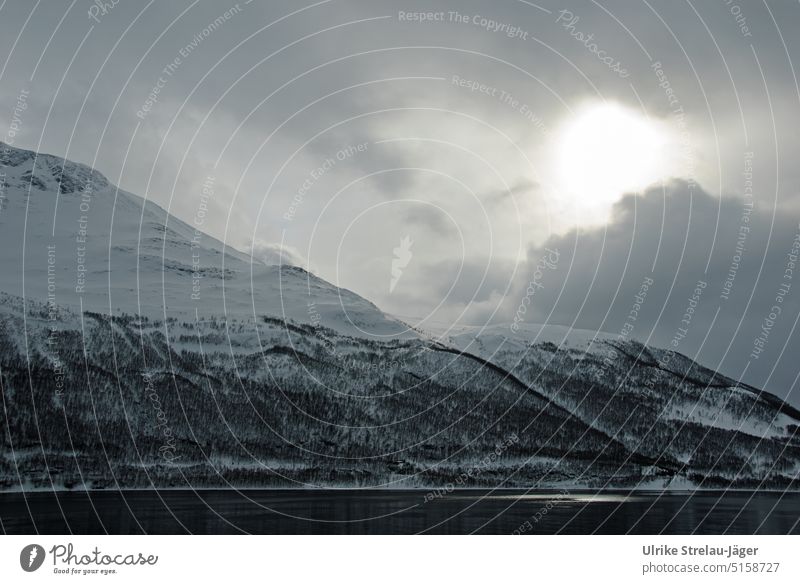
[1, 142, 799, 491]
[0, 141, 411, 339]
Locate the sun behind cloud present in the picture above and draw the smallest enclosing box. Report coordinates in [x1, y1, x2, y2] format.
[550, 102, 680, 224]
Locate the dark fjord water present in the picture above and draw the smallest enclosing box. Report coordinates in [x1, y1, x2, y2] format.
[1, 490, 798, 534]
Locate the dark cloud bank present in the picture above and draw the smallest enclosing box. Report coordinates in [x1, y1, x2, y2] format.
[505, 181, 800, 404]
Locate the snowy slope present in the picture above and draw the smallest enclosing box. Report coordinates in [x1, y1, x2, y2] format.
[0, 142, 413, 339]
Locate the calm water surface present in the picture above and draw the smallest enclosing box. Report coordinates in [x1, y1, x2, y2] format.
[1, 490, 798, 534]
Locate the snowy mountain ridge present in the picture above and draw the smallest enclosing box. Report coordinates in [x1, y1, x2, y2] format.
[1, 142, 799, 491]
[0, 141, 412, 339]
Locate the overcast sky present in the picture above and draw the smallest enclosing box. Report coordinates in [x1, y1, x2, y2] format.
[2, 0, 799, 403]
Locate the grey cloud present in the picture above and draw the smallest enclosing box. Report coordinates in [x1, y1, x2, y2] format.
[507, 181, 800, 404]
[421, 257, 516, 305]
[481, 178, 539, 206]
[401, 205, 457, 234]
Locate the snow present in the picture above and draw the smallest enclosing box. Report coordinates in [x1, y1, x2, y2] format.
[0, 142, 416, 340]
[409, 319, 616, 355]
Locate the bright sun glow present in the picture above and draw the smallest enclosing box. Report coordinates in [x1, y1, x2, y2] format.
[555, 102, 673, 221]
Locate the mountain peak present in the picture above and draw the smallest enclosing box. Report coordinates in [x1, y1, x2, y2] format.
[0, 141, 109, 194]
[0, 142, 416, 339]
